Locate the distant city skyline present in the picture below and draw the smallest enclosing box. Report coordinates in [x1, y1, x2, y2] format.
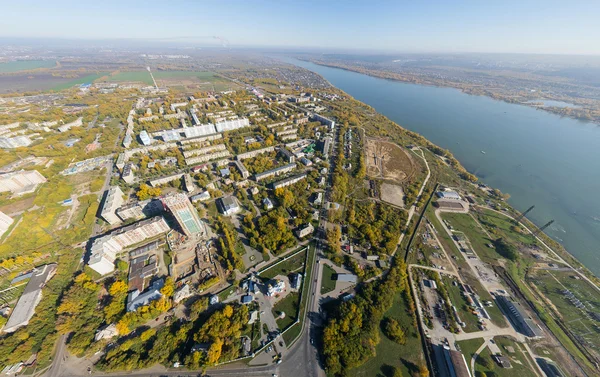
[2, 0, 600, 55]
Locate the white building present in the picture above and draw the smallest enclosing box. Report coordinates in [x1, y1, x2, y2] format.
[0, 135, 33, 149]
[139, 130, 153, 146]
[215, 118, 250, 133]
[94, 323, 119, 341]
[267, 279, 286, 297]
[0, 211, 14, 238]
[57, 117, 83, 132]
[295, 223, 314, 238]
[437, 191, 461, 201]
[88, 217, 170, 275]
[217, 196, 241, 216]
[0, 169, 46, 195]
[99, 186, 125, 225]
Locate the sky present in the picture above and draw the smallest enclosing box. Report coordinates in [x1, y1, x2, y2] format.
[2, 0, 600, 55]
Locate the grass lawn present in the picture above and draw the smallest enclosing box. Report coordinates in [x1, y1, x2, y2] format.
[273, 292, 299, 330]
[259, 247, 306, 280]
[494, 336, 538, 377]
[457, 338, 484, 363]
[216, 285, 234, 302]
[351, 290, 424, 377]
[442, 275, 480, 333]
[475, 208, 538, 247]
[442, 212, 498, 265]
[282, 323, 301, 346]
[320, 264, 337, 294]
[51, 73, 108, 91]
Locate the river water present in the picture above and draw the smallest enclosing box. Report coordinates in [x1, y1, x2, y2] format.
[281, 57, 600, 277]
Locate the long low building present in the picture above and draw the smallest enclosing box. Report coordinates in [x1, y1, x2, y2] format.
[88, 217, 170, 275]
[0, 169, 46, 196]
[186, 150, 231, 165]
[183, 144, 226, 158]
[0, 211, 14, 238]
[236, 146, 275, 161]
[496, 295, 543, 338]
[149, 173, 185, 188]
[270, 172, 307, 189]
[254, 163, 296, 182]
[215, 118, 249, 133]
[3, 264, 57, 333]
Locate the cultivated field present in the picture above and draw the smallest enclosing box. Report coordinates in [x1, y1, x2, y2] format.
[365, 138, 414, 183]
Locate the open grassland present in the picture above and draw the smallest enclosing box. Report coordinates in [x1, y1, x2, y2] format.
[442, 212, 498, 265]
[260, 247, 306, 280]
[50, 73, 108, 91]
[351, 290, 424, 377]
[474, 208, 538, 247]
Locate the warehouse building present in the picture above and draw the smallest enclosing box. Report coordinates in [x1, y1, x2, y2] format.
[3, 264, 57, 333]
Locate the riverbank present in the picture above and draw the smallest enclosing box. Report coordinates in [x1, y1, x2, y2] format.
[281, 56, 600, 279]
[300, 59, 600, 125]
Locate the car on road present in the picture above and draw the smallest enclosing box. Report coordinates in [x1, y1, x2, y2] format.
[310, 338, 314, 345]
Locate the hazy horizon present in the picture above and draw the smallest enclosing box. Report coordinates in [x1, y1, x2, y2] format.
[2, 0, 600, 55]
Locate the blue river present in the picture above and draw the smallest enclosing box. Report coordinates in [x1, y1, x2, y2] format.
[282, 57, 600, 277]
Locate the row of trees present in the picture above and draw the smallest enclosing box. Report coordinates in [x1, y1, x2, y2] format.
[242, 209, 297, 255]
[214, 217, 244, 271]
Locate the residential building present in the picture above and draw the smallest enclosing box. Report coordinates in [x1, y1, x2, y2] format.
[174, 284, 192, 304]
[300, 157, 312, 166]
[295, 223, 314, 238]
[184, 124, 217, 138]
[263, 198, 274, 210]
[278, 147, 296, 163]
[3, 264, 57, 333]
[121, 163, 135, 184]
[0, 135, 33, 149]
[254, 163, 296, 182]
[185, 150, 230, 165]
[127, 278, 164, 312]
[116, 153, 126, 170]
[241, 295, 253, 304]
[0, 211, 14, 237]
[215, 118, 250, 133]
[139, 130, 153, 146]
[232, 160, 249, 179]
[116, 199, 162, 221]
[236, 146, 275, 161]
[209, 295, 219, 305]
[57, 117, 83, 132]
[270, 173, 307, 189]
[88, 216, 170, 275]
[311, 113, 335, 130]
[161, 129, 181, 142]
[217, 196, 241, 216]
[311, 192, 323, 206]
[317, 137, 331, 158]
[149, 173, 185, 188]
[170, 102, 188, 112]
[162, 193, 205, 237]
[99, 186, 125, 225]
[0, 169, 46, 196]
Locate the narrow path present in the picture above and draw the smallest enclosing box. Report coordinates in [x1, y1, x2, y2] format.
[393, 147, 431, 254]
[470, 337, 490, 376]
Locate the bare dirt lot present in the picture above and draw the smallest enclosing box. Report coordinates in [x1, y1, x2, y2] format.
[365, 138, 415, 183]
[380, 182, 405, 207]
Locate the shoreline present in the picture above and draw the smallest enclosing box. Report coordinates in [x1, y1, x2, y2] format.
[300, 59, 600, 126]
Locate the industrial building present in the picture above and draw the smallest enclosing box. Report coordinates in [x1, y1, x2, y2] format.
[0, 135, 33, 149]
[431, 344, 472, 377]
[254, 163, 296, 182]
[0, 211, 14, 238]
[0, 169, 46, 196]
[437, 191, 462, 201]
[162, 193, 205, 237]
[3, 264, 57, 333]
[496, 295, 543, 338]
[270, 173, 307, 189]
[99, 186, 125, 225]
[88, 216, 170, 275]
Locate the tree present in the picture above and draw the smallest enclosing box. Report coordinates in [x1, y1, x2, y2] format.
[493, 238, 519, 261]
[160, 277, 175, 298]
[327, 225, 342, 253]
[136, 184, 161, 201]
[392, 366, 404, 377]
[383, 317, 406, 344]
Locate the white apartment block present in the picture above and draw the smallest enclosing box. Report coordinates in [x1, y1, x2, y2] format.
[0, 211, 14, 238]
[99, 186, 125, 225]
[0, 135, 33, 149]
